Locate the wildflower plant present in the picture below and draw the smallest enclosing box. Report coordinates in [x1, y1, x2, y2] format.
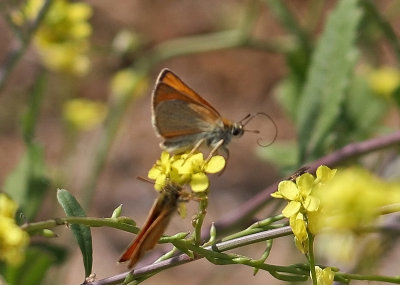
[272, 165, 400, 284]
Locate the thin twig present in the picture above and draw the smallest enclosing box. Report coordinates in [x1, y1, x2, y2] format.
[82, 226, 293, 285]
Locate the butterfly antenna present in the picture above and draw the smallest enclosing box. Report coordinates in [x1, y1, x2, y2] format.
[242, 112, 278, 147]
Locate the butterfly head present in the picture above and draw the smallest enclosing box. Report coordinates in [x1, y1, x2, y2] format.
[230, 122, 245, 138]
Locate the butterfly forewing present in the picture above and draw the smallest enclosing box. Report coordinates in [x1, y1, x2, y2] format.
[157, 69, 221, 115]
[153, 83, 222, 138]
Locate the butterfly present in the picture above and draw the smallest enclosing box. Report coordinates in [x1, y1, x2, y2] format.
[151, 68, 270, 160]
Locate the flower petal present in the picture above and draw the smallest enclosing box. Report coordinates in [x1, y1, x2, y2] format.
[148, 167, 161, 180]
[304, 195, 320, 212]
[278, 181, 299, 200]
[282, 201, 301, 217]
[316, 165, 337, 183]
[204, 155, 225, 173]
[297, 173, 314, 196]
[190, 173, 209, 192]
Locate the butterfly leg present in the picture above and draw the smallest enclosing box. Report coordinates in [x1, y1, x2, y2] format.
[181, 138, 206, 166]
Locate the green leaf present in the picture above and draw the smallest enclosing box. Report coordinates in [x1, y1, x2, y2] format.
[57, 189, 92, 278]
[3, 143, 49, 221]
[296, 0, 363, 162]
[344, 75, 387, 139]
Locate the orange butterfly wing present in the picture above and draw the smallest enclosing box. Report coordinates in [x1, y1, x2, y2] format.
[152, 69, 223, 138]
[156, 69, 221, 115]
[119, 192, 177, 268]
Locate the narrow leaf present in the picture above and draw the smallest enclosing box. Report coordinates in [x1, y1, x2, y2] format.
[3, 143, 49, 221]
[57, 189, 92, 278]
[296, 0, 362, 161]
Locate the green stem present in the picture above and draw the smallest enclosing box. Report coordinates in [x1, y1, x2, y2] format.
[222, 215, 285, 241]
[21, 216, 138, 234]
[194, 192, 208, 245]
[307, 233, 317, 285]
[336, 272, 400, 284]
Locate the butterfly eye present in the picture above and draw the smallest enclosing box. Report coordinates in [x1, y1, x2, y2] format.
[232, 125, 244, 137]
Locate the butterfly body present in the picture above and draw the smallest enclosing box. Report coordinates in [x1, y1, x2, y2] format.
[152, 69, 245, 155]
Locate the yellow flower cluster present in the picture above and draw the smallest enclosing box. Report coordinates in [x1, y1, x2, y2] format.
[271, 166, 336, 253]
[273, 165, 400, 268]
[148, 151, 225, 192]
[312, 167, 400, 264]
[25, 0, 92, 75]
[313, 167, 400, 232]
[63, 98, 107, 131]
[0, 194, 29, 266]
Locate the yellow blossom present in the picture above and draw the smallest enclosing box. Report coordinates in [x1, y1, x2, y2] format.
[314, 266, 334, 285]
[148, 152, 182, 191]
[63, 98, 107, 131]
[0, 194, 29, 266]
[110, 69, 149, 100]
[173, 153, 225, 192]
[368, 66, 400, 98]
[148, 151, 225, 192]
[312, 167, 400, 233]
[25, 0, 92, 75]
[271, 166, 336, 253]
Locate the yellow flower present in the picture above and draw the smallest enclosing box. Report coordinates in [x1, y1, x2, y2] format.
[272, 167, 332, 217]
[313, 167, 400, 233]
[0, 194, 29, 266]
[63, 98, 107, 131]
[26, 0, 92, 75]
[148, 151, 225, 192]
[314, 266, 334, 285]
[110, 69, 149, 100]
[0, 194, 17, 218]
[148, 152, 182, 191]
[271, 166, 336, 253]
[368, 66, 400, 98]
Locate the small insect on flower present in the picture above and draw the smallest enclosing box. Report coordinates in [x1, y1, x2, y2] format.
[118, 183, 186, 269]
[151, 69, 276, 161]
